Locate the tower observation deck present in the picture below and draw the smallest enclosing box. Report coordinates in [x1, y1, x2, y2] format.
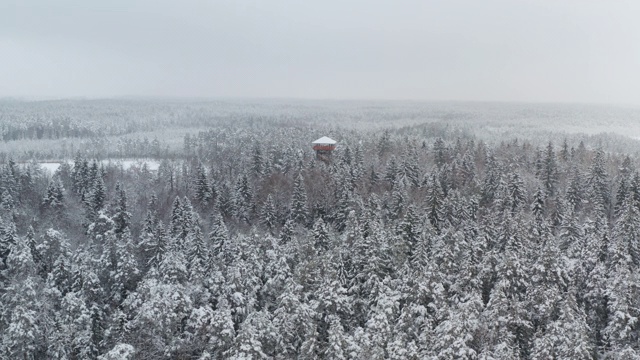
[312, 136, 337, 163]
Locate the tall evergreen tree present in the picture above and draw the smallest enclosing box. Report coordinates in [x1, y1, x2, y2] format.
[589, 149, 610, 214]
[291, 173, 309, 227]
[541, 141, 558, 196]
[312, 218, 330, 252]
[86, 175, 107, 222]
[209, 212, 229, 261]
[426, 174, 445, 232]
[194, 161, 211, 205]
[260, 194, 277, 233]
[111, 183, 131, 236]
[42, 176, 65, 209]
[187, 223, 209, 281]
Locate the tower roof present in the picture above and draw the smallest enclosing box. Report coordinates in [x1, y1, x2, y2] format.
[312, 136, 337, 145]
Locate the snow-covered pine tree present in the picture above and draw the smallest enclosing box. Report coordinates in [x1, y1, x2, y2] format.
[194, 161, 211, 205]
[312, 217, 330, 252]
[425, 174, 445, 232]
[42, 176, 65, 210]
[209, 212, 229, 262]
[290, 173, 309, 227]
[111, 183, 131, 236]
[187, 223, 210, 281]
[260, 194, 277, 233]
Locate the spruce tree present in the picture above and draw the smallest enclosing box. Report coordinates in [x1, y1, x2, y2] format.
[589, 148, 610, 213]
[86, 175, 107, 222]
[260, 194, 277, 232]
[291, 173, 309, 227]
[194, 161, 211, 205]
[426, 174, 445, 232]
[384, 156, 399, 184]
[209, 212, 229, 261]
[398, 205, 421, 260]
[566, 165, 583, 211]
[541, 141, 558, 196]
[187, 223, 209, 280]
[433, 138, 448, 167]
[312, 218, 330, 252]
[252, 143, 264, 177]
[281, 218, 295, 245]
[233, 172, 253, 223]
[112, 183, 131, 236]
[43, 177, 65, 209]
[148, 222, 168, 270]
[169, 196, 183, 238]
[613, 194, 640, 267]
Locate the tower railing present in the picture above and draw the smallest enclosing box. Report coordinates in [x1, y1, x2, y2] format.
[313, 144, 336, 151]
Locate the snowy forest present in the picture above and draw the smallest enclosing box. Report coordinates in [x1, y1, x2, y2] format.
[2, 99, 640, 359]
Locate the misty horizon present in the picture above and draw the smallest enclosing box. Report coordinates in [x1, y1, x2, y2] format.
[3, 95, 640, 110]
[2, 0, 640, 105]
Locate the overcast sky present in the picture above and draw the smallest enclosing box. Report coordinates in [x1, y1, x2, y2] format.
[1, 0, 639, 103]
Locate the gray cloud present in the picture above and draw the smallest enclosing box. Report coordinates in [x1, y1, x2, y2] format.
[1, 0, 639, 103]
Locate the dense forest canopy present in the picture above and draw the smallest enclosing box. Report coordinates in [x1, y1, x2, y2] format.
[1, 99, 640, 358]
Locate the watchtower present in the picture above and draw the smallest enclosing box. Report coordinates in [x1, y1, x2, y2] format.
[312, 136, 337, 163]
